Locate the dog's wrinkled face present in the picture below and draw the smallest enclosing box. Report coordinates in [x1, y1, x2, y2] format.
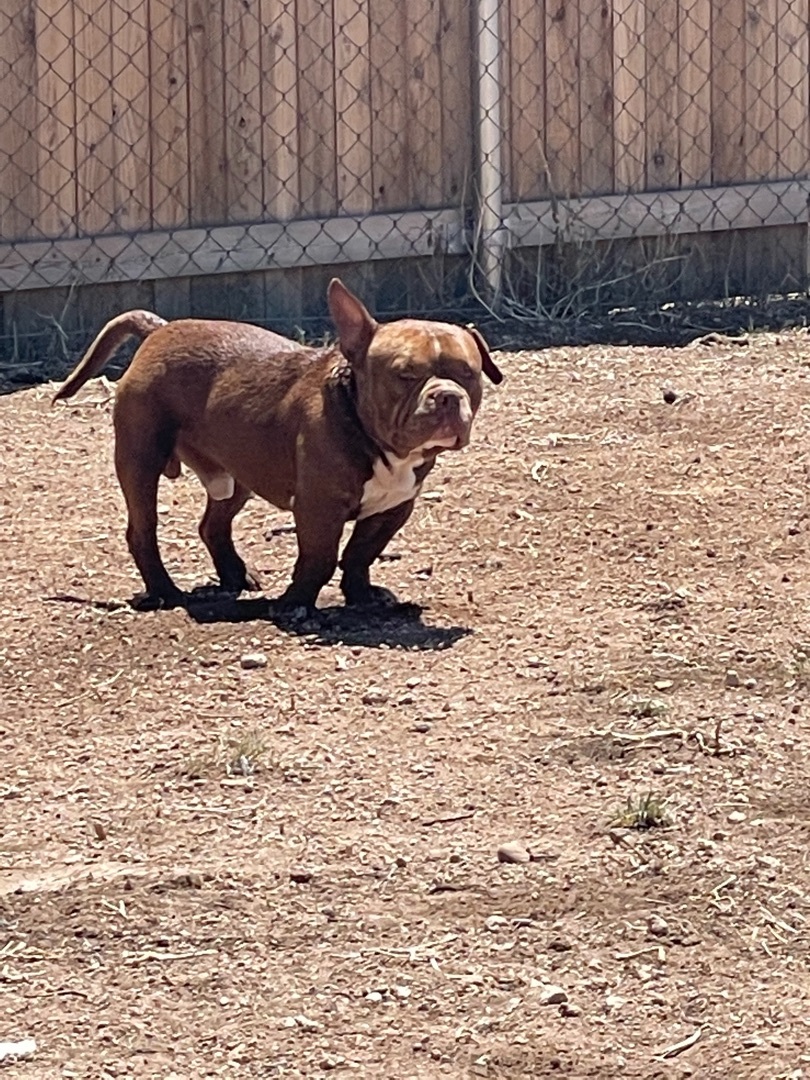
[328, 280, 502, 458]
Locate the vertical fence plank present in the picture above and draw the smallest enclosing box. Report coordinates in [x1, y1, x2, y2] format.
[439, 0, 472, 206]
[0, 2, 38, 241]
[545, 0, 581, 196]
[224, 0, 264, 222]
[612, 0, 646, 193]
[111, 1, 151, 231]
[74, 0, 116, 234]
[149, 0, 190, 228]
[296, 0, 337, 216]
[507, 0, 547, 201]
[334, 0, 373, 213]
[580, 0, 614, 195]
[679, 0, 711, 186]
[369, 2, 408, 211]
[261, 0, 299, 219]
[406, 0, 443, 207]
[646, 0, 680, 189]
[775, 0, 809, 177]
[188, 0, 226, 225]
[742, 0, 782, 286]
[36, 0, 76, 238]
[712, 0, 746, 182]
[745, 0, 778, 181]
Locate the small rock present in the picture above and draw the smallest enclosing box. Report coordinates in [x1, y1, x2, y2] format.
[281, 1014, 323, 1032]
[560, 1001, 581, 1017]
[539, 984, 568, 1006]
[290, 869, 313, 884]
[727, 810, 746, 824]
[0, 1040, 36, 1063]
[744, 677, 757, 690]
[362, 687, 389, 706]
[411, 721, 431, 733]
[365, 990, 384, 1003]
[548, 938, 573, 952]
[497, 841, 531, 865]
[484, 914, 510, 932]
[662, 388, 677, 404]
[647, 914, 669, 937]
[240, 651, 267, 670]
[725, 669, 740, 688]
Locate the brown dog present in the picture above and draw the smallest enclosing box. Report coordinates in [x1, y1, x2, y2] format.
[54, 279, 502, 611]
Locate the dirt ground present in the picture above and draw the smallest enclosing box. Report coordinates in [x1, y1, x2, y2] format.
[3, 327, 810, 1079]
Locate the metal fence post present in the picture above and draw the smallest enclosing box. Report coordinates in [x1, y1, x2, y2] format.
[475, 0, 505, 308]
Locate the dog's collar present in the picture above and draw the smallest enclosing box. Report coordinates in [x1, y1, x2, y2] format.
[329, 357, 392, 467]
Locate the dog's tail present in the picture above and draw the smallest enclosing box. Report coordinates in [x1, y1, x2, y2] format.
[52, 310, 168, 403]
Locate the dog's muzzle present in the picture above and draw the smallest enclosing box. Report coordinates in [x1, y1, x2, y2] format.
[414, 379, 473, 447]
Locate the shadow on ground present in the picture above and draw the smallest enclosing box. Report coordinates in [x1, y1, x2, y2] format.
[43, 591, 470, 651]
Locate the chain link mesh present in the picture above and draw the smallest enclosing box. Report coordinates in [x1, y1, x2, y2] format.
[496, 0, 810, 320]
[1, 0, 810, 371]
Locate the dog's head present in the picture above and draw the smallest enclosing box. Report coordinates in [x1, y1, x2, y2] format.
[328, 278, 502, 458]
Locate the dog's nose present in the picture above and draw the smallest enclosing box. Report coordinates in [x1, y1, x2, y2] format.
[415, 380, 473, 424]
[427, 387, 463, 413]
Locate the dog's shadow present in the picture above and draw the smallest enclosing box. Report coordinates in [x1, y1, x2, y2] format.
[45, 590, 471, 650]
[184, 595, 470, 651]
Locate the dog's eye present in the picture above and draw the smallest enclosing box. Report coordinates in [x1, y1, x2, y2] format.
[455, 367, 477, 382]
[396, 367, 422, 381]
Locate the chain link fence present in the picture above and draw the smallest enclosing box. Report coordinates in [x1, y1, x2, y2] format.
[491, 0, 810, 329]
[1, 0, 810, 374]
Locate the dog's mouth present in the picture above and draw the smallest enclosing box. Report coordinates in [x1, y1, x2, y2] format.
[420, 427, 469, 452]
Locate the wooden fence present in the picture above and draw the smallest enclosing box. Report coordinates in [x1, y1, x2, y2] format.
[1, 0, 809, 368]
[0, 0, 471, 238]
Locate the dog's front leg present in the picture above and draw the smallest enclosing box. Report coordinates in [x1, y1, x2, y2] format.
[339, 500, 414, 607]
[275, 498, 347, 611]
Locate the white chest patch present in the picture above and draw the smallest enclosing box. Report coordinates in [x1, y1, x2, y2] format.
[358, 452, 425, 520]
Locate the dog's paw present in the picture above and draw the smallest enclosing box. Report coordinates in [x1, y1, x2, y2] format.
[215, 569, 262, 595]
[130, 589, 186, 612]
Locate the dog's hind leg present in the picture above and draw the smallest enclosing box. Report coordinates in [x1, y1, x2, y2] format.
[114, 413, 184, 610]
[198, 482, 259, 594]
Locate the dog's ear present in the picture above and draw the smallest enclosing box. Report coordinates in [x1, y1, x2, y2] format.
[328, 278, 378, 363]
[467, 326, 503, 385]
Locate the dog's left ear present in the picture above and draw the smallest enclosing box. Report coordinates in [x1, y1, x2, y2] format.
[467, 326, 503, 385]
[328, 278, 378, 364]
